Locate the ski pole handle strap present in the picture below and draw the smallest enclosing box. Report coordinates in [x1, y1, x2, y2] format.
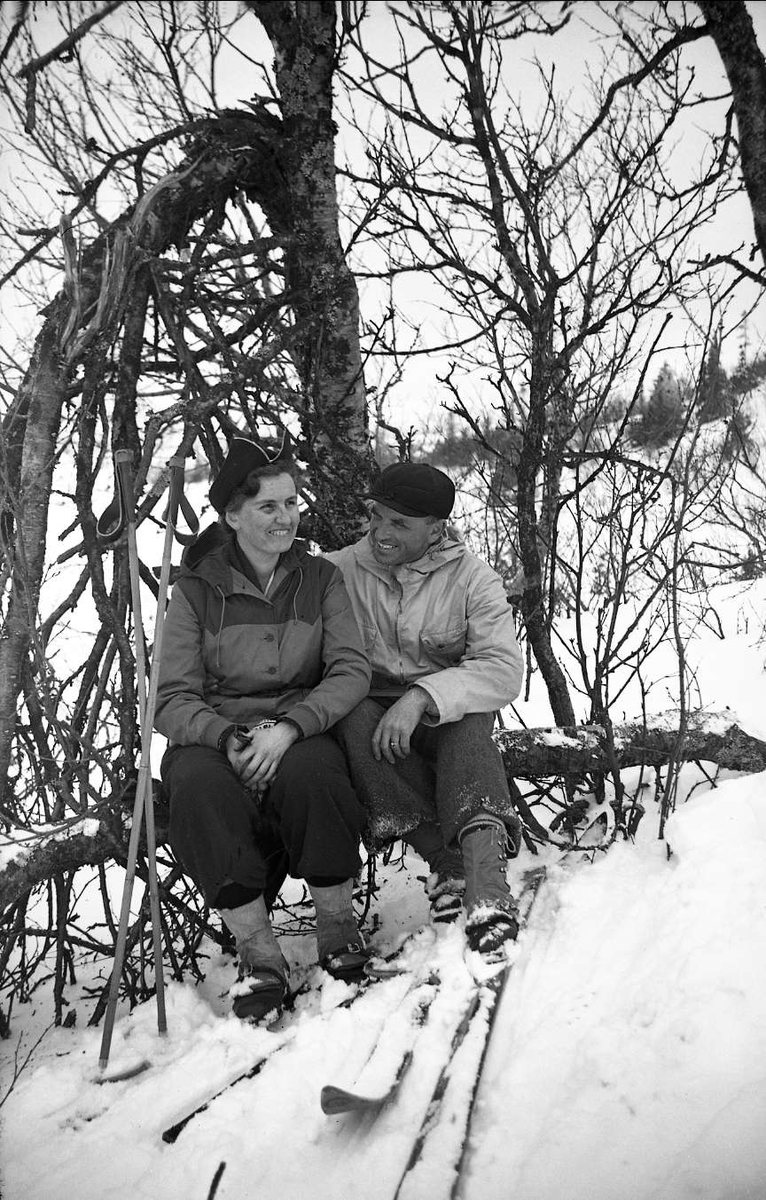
[165, 455, 199, 546]
[95, 449, 135, 543]
[97, 452, 199, 546]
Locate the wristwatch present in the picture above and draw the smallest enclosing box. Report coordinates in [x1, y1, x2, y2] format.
[216, 723, 249, 752]
[216, 724, 236, 753]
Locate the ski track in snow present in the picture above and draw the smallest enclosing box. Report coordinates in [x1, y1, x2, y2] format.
[458, 783, 766, 1200]
[2, 779, 766, 1199]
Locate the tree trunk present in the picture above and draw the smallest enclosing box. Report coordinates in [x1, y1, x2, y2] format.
[698, 0, 766, 272]
[456, 9, 576, 725]
[249, 0, 373, 548]
[517, 354, 577, 726]
[0, 317, 68, 808]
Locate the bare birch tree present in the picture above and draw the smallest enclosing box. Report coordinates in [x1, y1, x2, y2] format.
[337, 1, 741, 727]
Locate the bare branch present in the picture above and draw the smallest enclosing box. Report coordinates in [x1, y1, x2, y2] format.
[16, 1, 125, 79]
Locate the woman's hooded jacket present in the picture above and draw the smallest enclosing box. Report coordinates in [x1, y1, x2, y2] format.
[154, 524, 371, 749]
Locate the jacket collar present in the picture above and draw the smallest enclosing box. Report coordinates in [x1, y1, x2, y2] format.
[180, 523, 308, 591]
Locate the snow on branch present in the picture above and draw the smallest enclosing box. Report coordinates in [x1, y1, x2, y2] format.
[0, 801, 170, 914]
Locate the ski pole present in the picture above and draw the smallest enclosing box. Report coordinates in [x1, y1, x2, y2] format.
[98, 453, 186, 1067]
[133, 456, 188, 1013]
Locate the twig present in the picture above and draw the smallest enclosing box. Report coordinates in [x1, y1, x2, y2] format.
[207, 1162, 226, 1200]
[0, 1, 30, 71]
[0, 1023, 53, 1109]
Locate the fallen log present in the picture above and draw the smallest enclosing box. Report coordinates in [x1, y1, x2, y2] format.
[0, 793, 170, 915]
[2, 710, 765, 913]
[495, 709, 766, 777]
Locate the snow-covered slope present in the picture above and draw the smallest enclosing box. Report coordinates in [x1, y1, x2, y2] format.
[2, 772, 765, 1200]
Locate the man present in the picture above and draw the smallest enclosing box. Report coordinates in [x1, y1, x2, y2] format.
[327, 461, 525, 956]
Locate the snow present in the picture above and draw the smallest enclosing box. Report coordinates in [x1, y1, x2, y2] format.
[534, 730, 585, 747]
[461, 792, 766, 1200]
[2, 773, 766, 1199]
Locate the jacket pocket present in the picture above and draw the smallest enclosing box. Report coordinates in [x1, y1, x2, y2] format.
[419, 623, 467, 664]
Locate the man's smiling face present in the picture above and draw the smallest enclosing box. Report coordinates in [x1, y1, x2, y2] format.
[368, 501, 443, 566]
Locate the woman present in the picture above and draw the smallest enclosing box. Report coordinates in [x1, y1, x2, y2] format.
[155, 436, 371, 1021]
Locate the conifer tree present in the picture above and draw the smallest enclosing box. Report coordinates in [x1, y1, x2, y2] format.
[698, 327, 731, 423]
[633, 364, 686, 446]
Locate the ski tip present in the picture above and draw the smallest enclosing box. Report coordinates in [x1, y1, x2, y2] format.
[95, 1057, 151, 1084]
[320, 1082, 391, 1114]
[162, 1117, 188, 1145]
[522, 864, 548, 885]
[320, 1084, 363, 1115]
[363, 961, 405, 979]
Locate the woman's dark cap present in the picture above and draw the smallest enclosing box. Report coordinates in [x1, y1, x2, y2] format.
[368, 462, 455, 519]
[209, 435, 292, 513]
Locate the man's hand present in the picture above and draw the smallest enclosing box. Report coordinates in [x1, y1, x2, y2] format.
[372, 688, 432, 763]
[227, 722, 299, 792]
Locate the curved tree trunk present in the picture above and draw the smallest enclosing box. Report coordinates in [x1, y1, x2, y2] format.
[0, 114, 306, 808]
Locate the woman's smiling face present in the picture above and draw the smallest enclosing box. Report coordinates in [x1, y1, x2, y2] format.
[225, 473, 299, 562]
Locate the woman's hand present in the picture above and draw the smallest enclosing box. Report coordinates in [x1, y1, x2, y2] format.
[226, 722, 299, 792]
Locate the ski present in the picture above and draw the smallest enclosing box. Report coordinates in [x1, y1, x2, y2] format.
[363, 924, 435, 979]
[448, 862, 575, 1196]
[161, 941, 430, 1143]
[392, 867, 548, 1199]
[320, 1051, 415, 1116]
[162, 1033, 294, 1143]
[320, 976, 439, 1114]
[161, 971, 371, 1143]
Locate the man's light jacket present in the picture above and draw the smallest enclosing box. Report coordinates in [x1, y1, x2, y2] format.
[327, 532, 523, 724]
